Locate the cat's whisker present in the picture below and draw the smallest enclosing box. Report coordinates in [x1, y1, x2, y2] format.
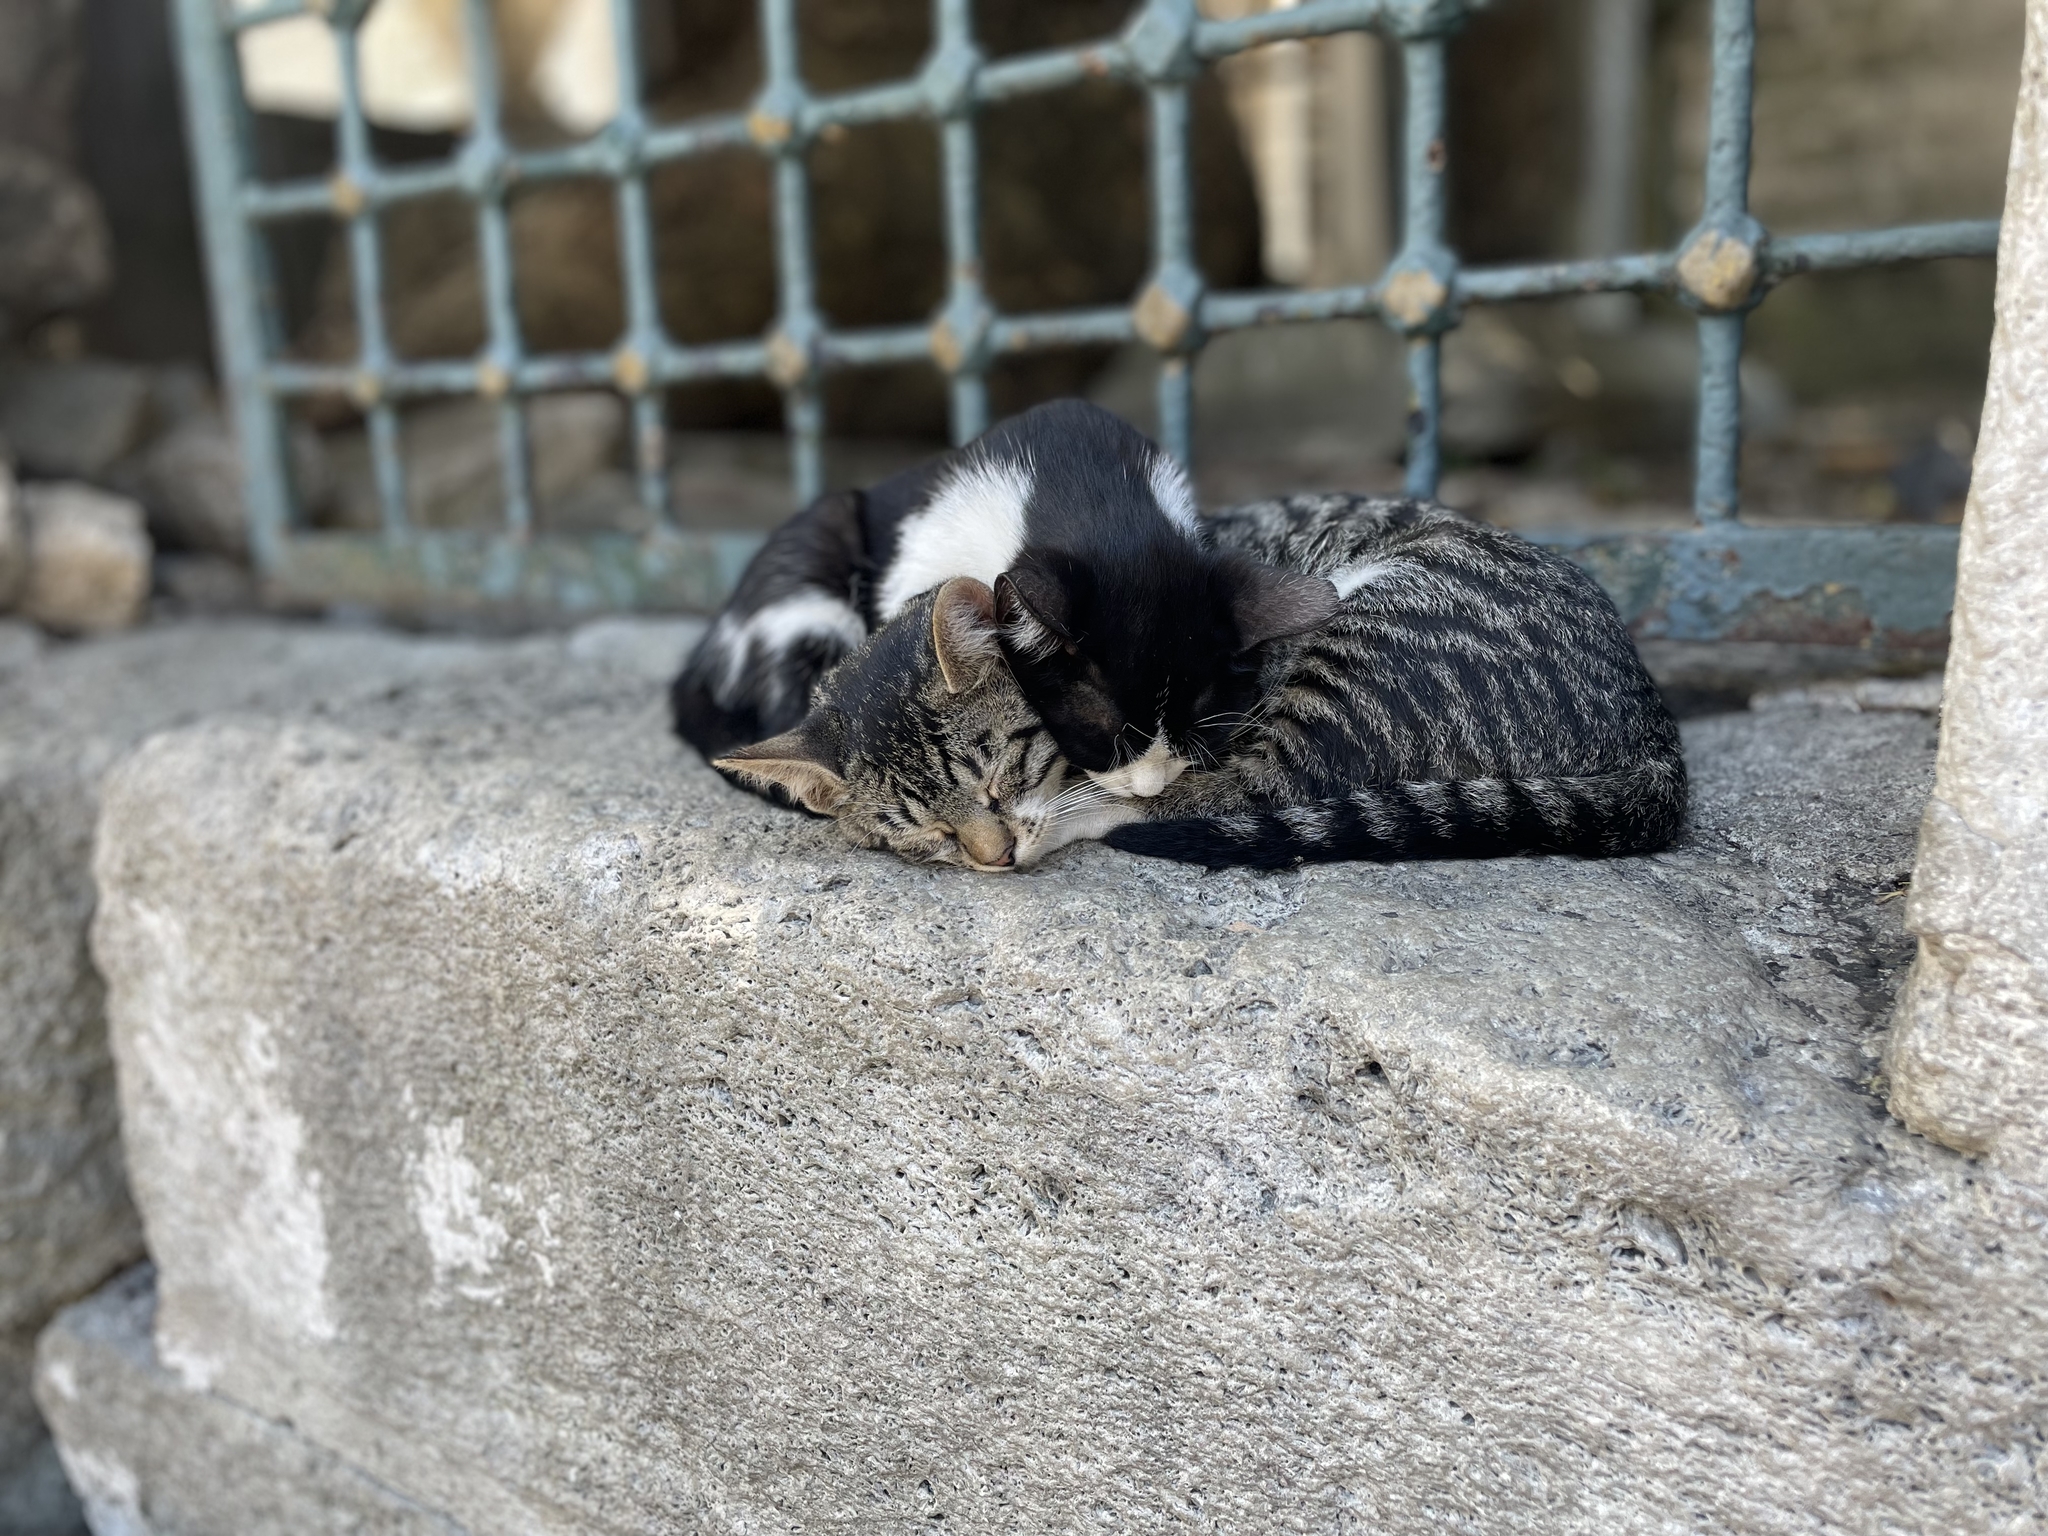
[1043, 779, 1116, 814]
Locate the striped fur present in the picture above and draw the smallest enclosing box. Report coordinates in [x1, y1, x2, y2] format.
[1101, 494, 1687, 866]
[715, 584, 1135, 871]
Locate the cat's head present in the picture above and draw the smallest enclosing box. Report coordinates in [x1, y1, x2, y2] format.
[714, 579, 1139, 871]
[992, 539, 1338, 797]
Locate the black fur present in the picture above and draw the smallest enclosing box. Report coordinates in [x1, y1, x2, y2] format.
[669, 488, 868, 765]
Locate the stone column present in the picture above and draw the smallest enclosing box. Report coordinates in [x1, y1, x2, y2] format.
[1887, 0, 2048, 1177]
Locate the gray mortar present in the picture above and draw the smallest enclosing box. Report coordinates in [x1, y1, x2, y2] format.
[0, 617, 699, 1532]
[73, 659, 2044, 1536]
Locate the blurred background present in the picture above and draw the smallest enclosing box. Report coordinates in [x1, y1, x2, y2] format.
[0, 0, 2022, 623]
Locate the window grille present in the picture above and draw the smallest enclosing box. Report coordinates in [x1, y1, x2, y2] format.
[172, 0, 1997, 639]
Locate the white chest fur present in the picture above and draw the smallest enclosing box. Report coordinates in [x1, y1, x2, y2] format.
[876, 459, 1034, 621]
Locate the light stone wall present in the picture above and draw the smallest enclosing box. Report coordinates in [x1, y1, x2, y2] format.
[1887, 0, 2048, 1176]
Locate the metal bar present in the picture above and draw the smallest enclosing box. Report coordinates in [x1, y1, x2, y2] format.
[1694, 313, 1745, 525]
[1203, 284, 1381, 330]
[332, 19, 409, 536]
[1196, 0, 1402, 54]
[1149, 77, 1197, 468]
[608, 0, 674, 526]
[242, 120, 752, 223]
[460, 0, 536, 541]
[261, 339, 778, 399]
[1398, 34, 1449, 498]
[934, 0, 989, 445]
[1701, 0, 1756, 226]
[974, 45, 1131, 104]
[803, 80, 933, 133]
[259, 519, 1965, 651]
[241, 201, 1995, 403]
[1691, 0, 1756, 524]
[1769, 220, 2001, 275]
[267, 530, 772, 620]
[222, 0, 314, 32]
[1404, 338, 1441, 498]
[758, 0, 823, 505]
[991, 306, 1135, 352]
[1459, 252, 1673, 303]
[1536, 523, 1959, 651]
[171, 0, 297, 568]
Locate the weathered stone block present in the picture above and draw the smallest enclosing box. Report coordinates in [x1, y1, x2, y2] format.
[0, 363, 152, 482]
[79, 667, 2046, 1534]
[0, 617, 698, 1531]
[35, 1267, 459, 1536]
[1, 1328, 82, 1535]
[0, 146, 109, 334]
[134, 413, 255, 560]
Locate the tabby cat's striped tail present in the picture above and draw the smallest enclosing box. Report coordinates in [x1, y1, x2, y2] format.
[1103, 757, 1687, 870]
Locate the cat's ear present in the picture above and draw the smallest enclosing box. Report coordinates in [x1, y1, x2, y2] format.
[713, 712, 851, 814]
[993, 560, 1077, 664]
[1225, 559, 1342, 650]
[931, 577, 1002, 693]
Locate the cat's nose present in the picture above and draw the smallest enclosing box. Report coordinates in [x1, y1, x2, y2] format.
[958, 820, 1016, 869]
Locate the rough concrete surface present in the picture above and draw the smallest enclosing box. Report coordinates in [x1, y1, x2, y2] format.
[78, 655, 2045, 1535]
[0, 616, 700, 1533]
[1889, 0, 2048, 1178]
[35, 1266, 461, 1536]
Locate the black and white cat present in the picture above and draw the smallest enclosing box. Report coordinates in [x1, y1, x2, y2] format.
[670, 399, 1336, 799]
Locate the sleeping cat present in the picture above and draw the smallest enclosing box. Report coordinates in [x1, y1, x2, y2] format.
[713, 494, 1687, 870]
[670, 399, 1336, 799]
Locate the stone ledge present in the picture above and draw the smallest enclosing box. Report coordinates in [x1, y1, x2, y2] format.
[35, 1266, 460, 1536]
[0, 616, 699, 1530]
[72, 664, 2046, 1534]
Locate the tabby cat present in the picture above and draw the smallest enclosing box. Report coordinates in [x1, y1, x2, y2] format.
[671, 399, 1336, 798]
[715, 494, 1687, 870]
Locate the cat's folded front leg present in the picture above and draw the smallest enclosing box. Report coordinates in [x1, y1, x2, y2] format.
[1142, 767, 1262, 821]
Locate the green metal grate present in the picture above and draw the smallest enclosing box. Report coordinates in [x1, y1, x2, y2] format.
[174, 0, 1997, 637]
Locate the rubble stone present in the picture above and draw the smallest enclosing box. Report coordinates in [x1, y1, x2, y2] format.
[69, 668, 2045, 1534]
[0, 455, 25, 608]
[136, 408, 330, 559]
[15, 482, 149, 634]
[0, 361, 152, 482]
[0, 147, 109, 336]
